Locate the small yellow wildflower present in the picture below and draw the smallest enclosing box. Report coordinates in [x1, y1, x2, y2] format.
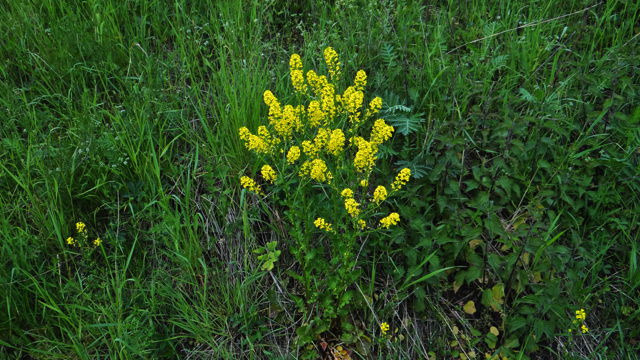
[239, 127, 272, 154]
[380, 322, 390, 334]
[360, 180, 368, 187]
[568, 329, 572, 333]
[576, 309, 586, 321]
[342, 86, 364, 123]
[302, 140, 319, 158]
[309, 159, 332, 183]
[307, 70, 325, 96]
[345, 198, 360, 217]
[380, 213, 400, 229]
[354, 70, 367, 91]
[358, 219, 366, 229]
[324, 47, 341, 80]
[290, 54, 307, 94]
[326, 129, 345, 156]
[314, 127, 331, 151]
[370, 119, 394, 149]
[364, 97, 383, 119]
[314, 218, 333, 232]
[581, 325, 588, 333]
[66, 237, 76, 245]
[287, 146, 300, 164]
[76, 222, 86, 233]
[391, 168, 411, 190]
[341, 188, 354, 199]
[94, 238, 102, 247]
[261, 165, 277, 184]
[321, 83, 336, 124]
[373, 185, 387, 204]
[298, 160, 311, 178]
[240, 176, 262, 195]
[263, 90, 283, 126]
[353, 139, 376, 172]
[307, 100, 325, 128]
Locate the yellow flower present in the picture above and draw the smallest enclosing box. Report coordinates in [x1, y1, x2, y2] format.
[261, 165, 277, 184]
[354, 70, 367, 91]
[342, 86, 364, 123]
[263, 90, 283, 126]
[307, 100, 325, 128]
[380, 322, 390, 334]
[380, 213, 400, 229]
[309, 159, 332, 183]
[314, 218, 333, 232]
[321, 83, 336, 124]
[324, 47, 341, 80]
[298, 160, 311, 178]
[391, 168, 411, 190]
[373, 186, 387, 204]
[240, 176, 262, 195]
[290, 54, 307, 94]
[76, 222, 86, 233]
[568, 329, 572, 333]
[358, 219, 366, 229]
[364, 97, 383, 119]
[94, 238, 102, 247]
[581, 325, 588, 333]
[353, 139, 376, 172]
[287, 146, 300, 164]
[341, 188, 354, 199]
[360, 180, 368, 187]
[302, 140, 319, 158]
[326, 129, 345, 156]
[370, 119, 394, 149]
[66, 237, 75, 245]
[239, 126, 272, 154]
[307, 70, 326, 96]
[345, 198, 360, 217]
[314, 127, 331, 151]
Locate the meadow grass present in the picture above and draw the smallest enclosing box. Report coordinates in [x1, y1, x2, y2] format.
[1, 0, 639, 358]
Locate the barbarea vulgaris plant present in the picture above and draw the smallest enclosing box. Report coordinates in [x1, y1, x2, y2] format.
[238, 47, 410, 350]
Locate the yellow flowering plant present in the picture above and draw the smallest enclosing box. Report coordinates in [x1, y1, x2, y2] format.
[237, 48, 411, 349]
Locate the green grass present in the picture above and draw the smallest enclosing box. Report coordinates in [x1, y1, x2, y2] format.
[1, 0, 639, 358]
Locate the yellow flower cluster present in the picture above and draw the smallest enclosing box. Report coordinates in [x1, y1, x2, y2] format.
[341, 188, 354, 199]
[380, 322, 390, 334]
[352, 137, 376, 173]
[76, 222, 86, 233]
[360, 180, 368, 187]
[314, 127, 330, 150]
[364, 97, 383, 120]
[326, 129, 345, 155]
[571, 309, 588, 333]
[290, 54, 307, 94]
[373, 186, 387, 204]
[67, 237, 77, 246]
[358, 219, 366, 229]
[342, 86, 364, 123]
[321, 83, 336, 124]
[264, 90, 283, 125]
[94, 237, 102, 247]
[302, 140, 319, 158]
[240, 176, 262, 194]
[324, 47, 341, 80]
[287, 146, 300, 164]
[370, 119, 394, 150]
[309, 159, 332, 183]
[239, 126, 272, 154]
[345, 198, 360, 217]
[261, 165, 277, 184]
[391, 168, 411, 190]
[308, 101, 325, 128]
[354, 70, 366, 91]
[314, 218, 333, 232]
[380, 213, 400, 229]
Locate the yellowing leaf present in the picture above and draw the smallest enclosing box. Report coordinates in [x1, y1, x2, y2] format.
[490, 326, 499, 336]
[454, 280, 463, 293]
[451, 340, 459, 346]
[463, 301, 476, 315]
[522, 252, 529, 266]
[469, 239, 482, 249]
[461, 354, 468, 360]
[453, 326, 459, 335]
